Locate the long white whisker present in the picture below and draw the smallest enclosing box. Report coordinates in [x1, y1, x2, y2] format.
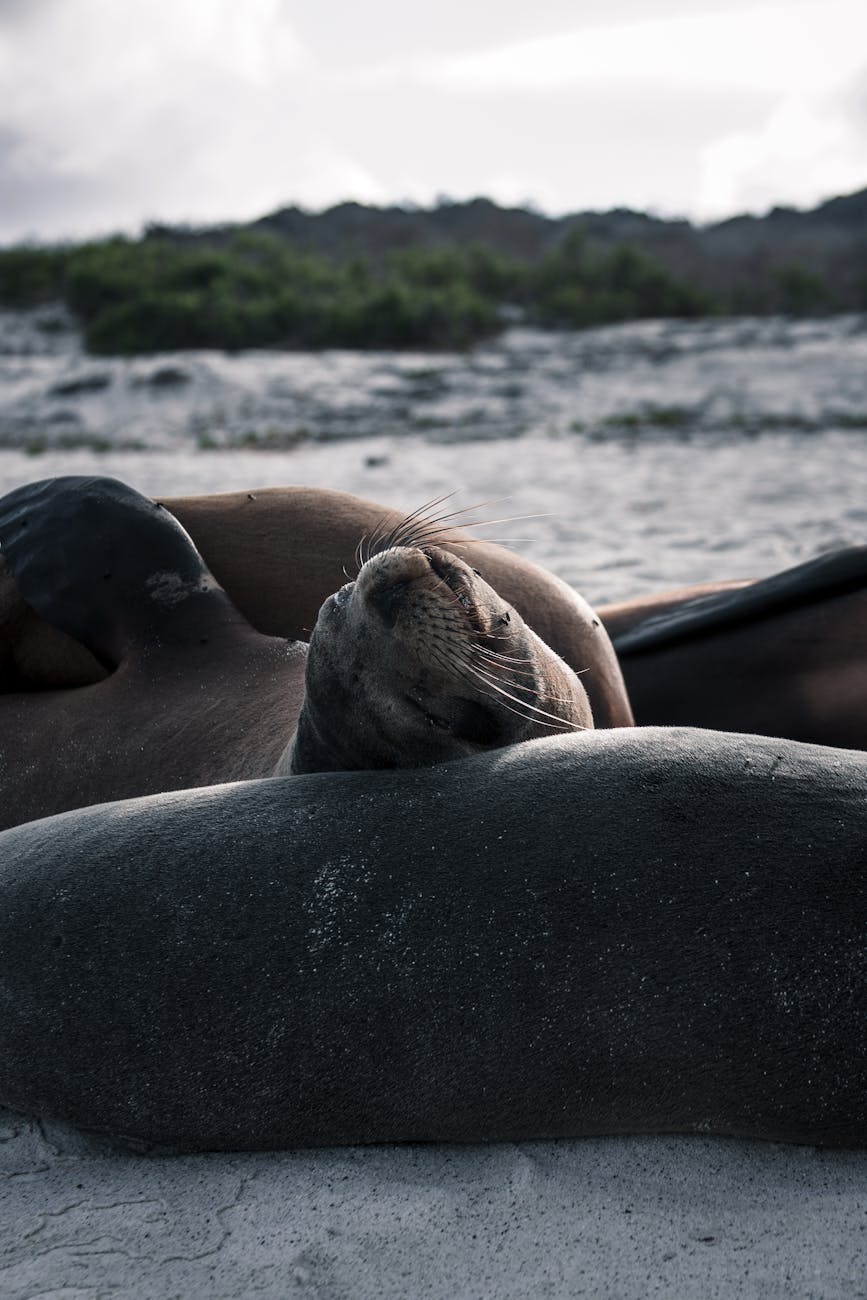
[463, 667, 585, 731]
[383, 493, 461, 551]
[466, 664, 587, 729]
[473, 645, 536, 665]
[470, 658, 587, 705]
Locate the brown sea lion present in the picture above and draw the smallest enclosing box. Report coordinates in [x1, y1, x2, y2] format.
[3, 480, 863, 751]
[0, 477, 597, 830]
[0, 483, 632, 730]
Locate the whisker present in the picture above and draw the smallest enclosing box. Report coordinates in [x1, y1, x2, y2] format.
[470, 659, 540, 683]
[475, 644, 591, 678]
[472, 645, 536, 665]
[371, 492, 547, 556]
[470, 657, 585, 704]
[393, 497, 512, 547]
[364, 509, 400, 562]
[463, 668, 585, 732]
[472, 645, 536, 667]
[362, 485, 554, 565]
[381, 492, 461, 552]
[470, 655, 539, 682]
[399, 512, 551, 551]
[465, 664, 587, 730]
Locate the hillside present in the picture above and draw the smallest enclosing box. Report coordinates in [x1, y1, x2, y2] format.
[1, 189, 864, 353]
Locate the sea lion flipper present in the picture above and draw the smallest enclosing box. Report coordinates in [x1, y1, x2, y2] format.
[0, 476, 218, 661]
[612, 546, 867, 655]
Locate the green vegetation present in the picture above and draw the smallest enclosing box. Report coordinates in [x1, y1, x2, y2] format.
[0, 233, 501, 353]
[528, 229, 715, 328]
[0, 246, 71, 307]
[602, 405, 697, 430]
[772, 265, 829, 313]
[0, 212, 839, 355]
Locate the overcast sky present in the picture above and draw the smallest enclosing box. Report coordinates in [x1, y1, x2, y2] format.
[1, 0, 865, 243]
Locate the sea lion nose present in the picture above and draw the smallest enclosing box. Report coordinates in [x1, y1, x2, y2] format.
[363, 574, 411, 628]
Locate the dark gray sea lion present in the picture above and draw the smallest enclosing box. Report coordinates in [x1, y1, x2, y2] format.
[601, 547, 867, 749]
[280, 542, 591, 774]
[0, 476, 305, 830]
[0, 727, 863, 1151]
[0, 477, 598, 829]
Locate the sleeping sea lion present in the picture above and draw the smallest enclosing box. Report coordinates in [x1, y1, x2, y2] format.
[5, 479, 861, 748]
[0, 477, 595, 829]
[280, 542, 590, 775]
[0, 482, 633, 732]
[0, 726, 863, 1151]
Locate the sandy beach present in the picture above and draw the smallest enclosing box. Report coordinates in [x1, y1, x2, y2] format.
[1, 314, 865, 1297]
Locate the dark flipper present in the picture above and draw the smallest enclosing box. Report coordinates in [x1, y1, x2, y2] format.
[613, 546, 867, 655]
[0, 476, 224, 662]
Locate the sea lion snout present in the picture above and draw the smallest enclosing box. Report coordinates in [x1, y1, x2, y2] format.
[420, 544, 473, 591]
[356, 546, 445, 628]
[360, 574, 413, 628]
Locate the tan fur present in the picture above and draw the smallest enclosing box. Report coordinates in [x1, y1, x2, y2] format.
[2, 486, 634, 728]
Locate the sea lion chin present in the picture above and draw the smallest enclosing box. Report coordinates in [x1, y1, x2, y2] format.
[279, 543, 593, 775]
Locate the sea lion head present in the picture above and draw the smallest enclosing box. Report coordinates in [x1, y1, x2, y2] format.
[283, 544, 593, 774]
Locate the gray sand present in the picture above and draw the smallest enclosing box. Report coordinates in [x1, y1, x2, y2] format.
[3, 1114, 865, 1298]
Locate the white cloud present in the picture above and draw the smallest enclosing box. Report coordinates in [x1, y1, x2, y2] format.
[0, 0, 865, 240]
[1, 0, 307, 170]
[419, 1, 865, 97]
[0, 0, 380, 237]
[697, 70, 867, 217]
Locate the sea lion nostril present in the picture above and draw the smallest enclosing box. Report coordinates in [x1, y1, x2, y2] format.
[421, 546, 456, 585]
[363, 576, 412, 628]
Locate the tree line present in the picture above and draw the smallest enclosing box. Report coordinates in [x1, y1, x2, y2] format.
[1, 190, 864, 353]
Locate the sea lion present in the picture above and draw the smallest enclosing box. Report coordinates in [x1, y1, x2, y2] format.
[601, 547, 867, 750]
[6, 479, 862, 748]
[0, 726, 863, 1151]
[0, 477, 594, 829]
[0, 476, 305, 829]
[0, 483, 633, 731]
[280, 543, 591, 775]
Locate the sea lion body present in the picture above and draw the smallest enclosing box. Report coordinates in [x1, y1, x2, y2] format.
[602, 547, 867, 749]
[0, 478, 603, 829]
[164, 487, 631, 729]
[0, 727, 863, 1151]
[0, 477, 306, 829]
[6, 480, 861, 748]
[0, 484, 633, 729]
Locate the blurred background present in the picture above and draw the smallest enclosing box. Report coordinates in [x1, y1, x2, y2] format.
[0, 0, 865, 602]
